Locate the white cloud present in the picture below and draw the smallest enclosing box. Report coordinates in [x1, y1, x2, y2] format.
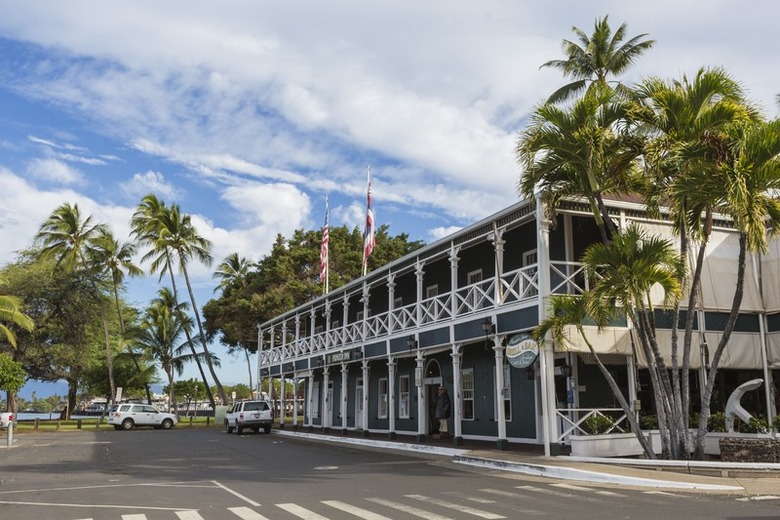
[26, 158, 83, 185]
[121, 170, 181, 201]
[428, 226, 464, 242]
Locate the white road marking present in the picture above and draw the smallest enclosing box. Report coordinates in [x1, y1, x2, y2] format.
[479, 488, 536, 500]
[643, 491, 681, 497]
[736, 496, 780, 501]
[323, 500, 394, 519]
[0, 500, 184, 511]
[366, 497, 453, 519]
[175, 511, 205, 520]
[552, 483, 626, 497]
[515, 485, 599, 502]
[405, 494, 505, 519]
[277, 503, 330, 519]
[212, 480, 261, 507]
[122, 515, 147, 520]
[229, 506, 271, 519]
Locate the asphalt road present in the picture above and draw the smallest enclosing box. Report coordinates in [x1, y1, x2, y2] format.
[1, 428, 779, 519]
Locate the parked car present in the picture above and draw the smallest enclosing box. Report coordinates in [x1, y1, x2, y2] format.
[0, 412, 12, 429]
[225, 400, 272, 434]
[107, 403, 177, 431]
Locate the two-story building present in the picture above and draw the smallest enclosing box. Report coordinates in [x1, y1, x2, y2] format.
[257, 193, 780, 454]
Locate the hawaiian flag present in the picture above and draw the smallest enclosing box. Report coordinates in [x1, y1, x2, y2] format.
[320, 196, 329, 292]
[362, 168, 375, 274]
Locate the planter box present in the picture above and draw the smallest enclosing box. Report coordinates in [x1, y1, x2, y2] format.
[570, 432, 648, 457]
[704, 432, 774, 456]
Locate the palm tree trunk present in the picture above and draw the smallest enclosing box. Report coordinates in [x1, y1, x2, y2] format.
[695, 233, 747, 458]
[165, 264, 216, 408]
[243, 344, 254, 392]
[96, 295, 116, 407]
[181, 266, 228, 405]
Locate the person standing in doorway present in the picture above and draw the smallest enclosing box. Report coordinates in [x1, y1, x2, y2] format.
[435, 386, 451, 435]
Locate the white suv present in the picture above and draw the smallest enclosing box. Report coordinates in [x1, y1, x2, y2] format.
[108, 403, 178, 430]
[225, 400, 272, 434]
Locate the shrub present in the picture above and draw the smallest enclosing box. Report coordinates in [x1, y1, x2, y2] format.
[742, 417, 769, 434]
[707, 412, 726, 432]
[774, 415, 780, 432]
[583, 414, 615, 435]
[639, 414, 658, 430]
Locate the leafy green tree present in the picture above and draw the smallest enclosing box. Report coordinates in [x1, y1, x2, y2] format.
[35, 203, 121, 407]
[0, 353, 26, 414]
[541, 15, 654, 104]
[169, 378, 206, 417]
[0, 275, 34, 349]
[2, 251, 107, 418]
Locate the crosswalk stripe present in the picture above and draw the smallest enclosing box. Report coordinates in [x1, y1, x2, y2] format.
[551, 483, 626, 497]
[406, 494, 505, 519]
[229, 506, 272, 519]
[515, 485, 599, 502]
[366, 497, 453, 520]
[277, 503, 330, 520]
[175, 511, 204, 520]
[323, 500, 394, 519]
[121, 515, 147, 520]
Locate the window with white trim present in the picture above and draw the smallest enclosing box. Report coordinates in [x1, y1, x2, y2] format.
[461, 368, 475, 420]
[378, 378, 388, 419]
[398, 376, 410, 419]
[425, 284, 439, 299]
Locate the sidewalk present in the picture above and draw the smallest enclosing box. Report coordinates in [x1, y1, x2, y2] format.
[272, 428, 780, 498]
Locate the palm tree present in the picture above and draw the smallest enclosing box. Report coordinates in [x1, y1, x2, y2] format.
[517, 85, 642, 242]
[688, 118, 780, 456]
[213, 252, 251, 293]
[134, 287, 215, 414]
[35, 203, 121, 409]
[541, 15, 655, 104]
[88, 228, 150, 402]
[0, 275, 34, 348]
[131, 195, 227, 406]
[213, 252, 254, 390]
[537, 225, 685, 458]
[534, 293, 655, 458]
[634, 69, 760, 456]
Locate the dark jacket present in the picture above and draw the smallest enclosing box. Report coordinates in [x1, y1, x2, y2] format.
[435, 390, 451, 419]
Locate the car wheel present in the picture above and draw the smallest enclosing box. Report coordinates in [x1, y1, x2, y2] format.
[121, 418, 134, 430]
[161, 419, 174, 430]
[225, 420, 233, 434]
[264, 425, 271, 434]
[236, 422, 243, 435]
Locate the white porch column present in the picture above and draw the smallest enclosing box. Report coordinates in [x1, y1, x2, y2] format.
[388, 355, 396, 439]
[306, 373, 314, 427]
[256, 326, 263, 398]
[322, 366, 330, 430]
[361, 359, 370, 436]
[416, 351, 426, 441]
[490, 225, 505, 302]
[292, 374, 299, 430]
[279, 375, 286, 429]
[536, 190, 557, 456]
[493, 336, 508, 450]
[451, 345, 463, 445]
[387, 274, 396, 332]
[415, 263, 424, 325]
[340, 363, 349, 432]
[449, 246, 459, 318]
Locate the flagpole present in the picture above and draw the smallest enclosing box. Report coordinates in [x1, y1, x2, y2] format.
[362, 166, 374, 277]
[321, 195, 330, 295]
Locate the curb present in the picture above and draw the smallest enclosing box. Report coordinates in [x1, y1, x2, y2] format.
[272, 431, 743, 491]
[453, 454, 743, 491]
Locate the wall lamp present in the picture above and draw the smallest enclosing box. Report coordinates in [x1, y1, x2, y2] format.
[406, 336, 417, 351]
[560, 364, 571, 378]
[481, 317, 495, 351]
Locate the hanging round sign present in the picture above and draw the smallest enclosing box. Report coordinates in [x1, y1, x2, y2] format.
[505, 333, 538, 369]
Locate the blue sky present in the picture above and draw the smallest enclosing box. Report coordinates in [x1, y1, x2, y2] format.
[1, 1, 778, 395]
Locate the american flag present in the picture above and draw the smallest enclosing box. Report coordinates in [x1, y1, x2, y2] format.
[320, 196, 329, 292]
[362, 168, 375, 274]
